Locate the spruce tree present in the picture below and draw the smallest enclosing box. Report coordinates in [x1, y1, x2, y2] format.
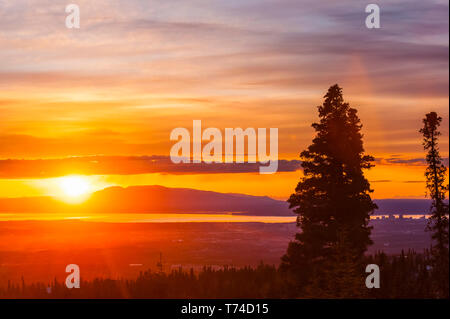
[419, 112, 449, 298]
[281, 84, 377, 297]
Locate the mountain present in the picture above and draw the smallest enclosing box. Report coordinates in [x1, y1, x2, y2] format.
[0, 185, 292, 216]
[373, 199, 443, 214]
[0, 185, 441, 216]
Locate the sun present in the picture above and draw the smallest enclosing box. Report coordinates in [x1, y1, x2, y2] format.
[59, 176, 91, 200]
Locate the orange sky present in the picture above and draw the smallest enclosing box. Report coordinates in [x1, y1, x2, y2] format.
[0, 0, 448, 201]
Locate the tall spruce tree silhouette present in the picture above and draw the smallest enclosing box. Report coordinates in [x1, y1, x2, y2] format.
[281, 84, 377, 298]
[420, 112, 449, 298]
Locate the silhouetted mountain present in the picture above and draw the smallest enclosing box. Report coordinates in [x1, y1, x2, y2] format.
[0, 185, 292, 216]
[0, 185, 442, 216]
[373, 199, 447, 214]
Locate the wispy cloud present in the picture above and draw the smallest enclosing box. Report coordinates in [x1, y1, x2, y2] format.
[376, 156, 449, 166]
[0, 155, 303, 178]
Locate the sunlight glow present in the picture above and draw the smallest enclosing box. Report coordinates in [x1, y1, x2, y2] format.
[58, 176, 92, 200]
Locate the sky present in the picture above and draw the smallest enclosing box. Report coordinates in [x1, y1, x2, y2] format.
[0, 0, 448, 200]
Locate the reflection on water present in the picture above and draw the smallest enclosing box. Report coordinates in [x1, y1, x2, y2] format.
[0, 213, 430, 223]
[0, 213, 297, 223]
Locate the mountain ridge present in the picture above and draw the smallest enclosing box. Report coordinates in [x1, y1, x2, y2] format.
[0, 185, 441, 216]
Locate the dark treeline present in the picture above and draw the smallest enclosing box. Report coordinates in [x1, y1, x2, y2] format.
[0, 250, 438, 299]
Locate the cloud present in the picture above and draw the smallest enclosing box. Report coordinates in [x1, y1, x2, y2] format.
[0, 0, 447, 98]
[0, 0, 448, 161]
[0, 155, 303, 178]
[376, 156, 450, 166]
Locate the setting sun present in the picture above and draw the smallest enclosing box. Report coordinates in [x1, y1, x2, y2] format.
[58, 176, 92, 201]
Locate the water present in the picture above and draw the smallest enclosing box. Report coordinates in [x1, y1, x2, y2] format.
[0, 213, 297, 223]
[0, 213, 430, 223]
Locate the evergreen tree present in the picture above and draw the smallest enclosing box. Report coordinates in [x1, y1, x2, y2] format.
[419, 111, 449, 298]
[281, 84, 377, 297]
